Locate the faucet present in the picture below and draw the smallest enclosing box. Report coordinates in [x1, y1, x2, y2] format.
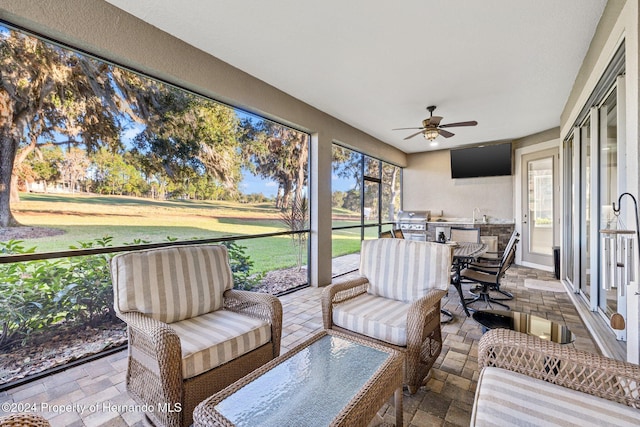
[472, 207, 481, 223]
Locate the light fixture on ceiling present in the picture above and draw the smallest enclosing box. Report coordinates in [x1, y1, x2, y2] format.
[423, 128, 439, 141]
[394, 105, 478, 142]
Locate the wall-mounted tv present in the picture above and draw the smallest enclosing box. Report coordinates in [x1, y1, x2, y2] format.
[450, 142, 512, 179]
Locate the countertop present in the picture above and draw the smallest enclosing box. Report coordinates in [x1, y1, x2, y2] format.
[427, 218, 515, 225]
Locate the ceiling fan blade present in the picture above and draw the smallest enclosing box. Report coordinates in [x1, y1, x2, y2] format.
[403, 130, 426, 140]
[438, 129, 455, 138]
[427, 116, 443, 126]
[393, 127, 424, 131]
[439, 120, 478, 128]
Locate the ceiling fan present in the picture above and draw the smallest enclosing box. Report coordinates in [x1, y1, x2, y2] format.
[393, 106, 478, 141]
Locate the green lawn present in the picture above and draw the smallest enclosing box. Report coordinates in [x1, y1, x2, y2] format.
[8, 193, 368, 272]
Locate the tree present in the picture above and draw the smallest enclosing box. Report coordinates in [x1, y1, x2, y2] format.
[332, 145, 362, 214]
[382, 163, 400, 221]
[332, 145, 362, 191]
[133, 91, 243, 198]
[331, 146, 399, 221]
[59, 147, 89, 193]
[332, 190, 346, 208]
[0, 28, 156, 227]
[241, 119, 309, 209]
[123, 149, 166, 199]
[25, 144, 63, 193]
[89, 148, 148, 196]
[342, 189, 361, 212]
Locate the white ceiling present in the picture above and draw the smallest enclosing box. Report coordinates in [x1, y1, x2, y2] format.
[105, 0, 607, 153]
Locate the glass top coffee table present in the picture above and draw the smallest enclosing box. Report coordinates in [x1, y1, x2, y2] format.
[193, 330, 403, 427]
[473, 310, 575, 344]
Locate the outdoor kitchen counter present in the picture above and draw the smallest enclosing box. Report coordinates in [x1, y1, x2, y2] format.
[426, 221, 515, 252]
[427, 218, 515, 225]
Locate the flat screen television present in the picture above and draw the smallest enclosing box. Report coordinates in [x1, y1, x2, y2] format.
[450, 142, 512, 179]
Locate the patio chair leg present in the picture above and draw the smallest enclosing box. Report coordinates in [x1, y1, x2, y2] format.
[488, 283, 513, 297]
[441, 308, 454, 323]
[451, 276, 472, 317]
[465, 285, 511, 310]
[484, 297, 510, 310]
[494, 288, 513, 299]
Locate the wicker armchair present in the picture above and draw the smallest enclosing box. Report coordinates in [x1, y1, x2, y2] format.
[110, 244, 282, 427]
[322, 238, 452, 393]
[473, 329, 640, 426]
[0, 414, 50, 426]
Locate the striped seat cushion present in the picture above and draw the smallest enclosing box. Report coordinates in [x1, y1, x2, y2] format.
[471, 367, 640, 426]
[111, 244, 233, 323]
[172, 309, 271, 379]
[332, 293, 409, 346]
[360, 239, 451, 302]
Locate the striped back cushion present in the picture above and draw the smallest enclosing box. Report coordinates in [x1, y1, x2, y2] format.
[360, 239, 452, 302]
[111, 244, 233, 323]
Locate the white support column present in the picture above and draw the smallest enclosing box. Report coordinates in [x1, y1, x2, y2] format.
[309, 132, 333, 287]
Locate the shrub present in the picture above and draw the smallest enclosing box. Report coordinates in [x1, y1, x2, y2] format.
[222, 241, 264, 290]
[53, 236, 116, 327]
[0, 240, 72, 348]
[0, 237, 264, 349]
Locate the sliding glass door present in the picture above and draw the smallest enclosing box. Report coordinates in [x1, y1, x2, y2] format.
[563, 133, 575, 286]
[566, 78, 626, 337]
[598, 89, 620, 318]
[579, 116, 592, 301]
[522, 149, 557, 266]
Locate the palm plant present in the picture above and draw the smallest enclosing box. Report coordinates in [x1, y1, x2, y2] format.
[280, 196, 309, 271]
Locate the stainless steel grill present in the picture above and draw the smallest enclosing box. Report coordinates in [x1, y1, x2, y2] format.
[396, 210, 430, 241]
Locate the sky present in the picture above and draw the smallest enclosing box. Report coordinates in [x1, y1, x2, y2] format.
[240, 172, 279, 197]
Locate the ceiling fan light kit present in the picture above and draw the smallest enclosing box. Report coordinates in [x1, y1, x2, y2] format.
[393, 105, 478, 142]
[423, 128, 439, 141]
